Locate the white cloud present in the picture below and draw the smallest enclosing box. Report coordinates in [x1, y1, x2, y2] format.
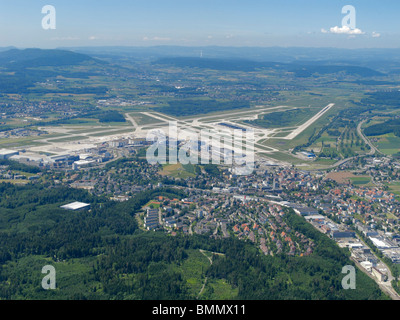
[50, 36, 80, 41]
[372, 31, 381, 38]
[322, 26, 382, 38]
[89, 36, 98, 40]
[143, 36, 171, 41]
[328, 25, 365, 35]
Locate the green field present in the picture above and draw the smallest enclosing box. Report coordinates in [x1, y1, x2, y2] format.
[0, 137, 49, 148]
[388, 181, 400, 200]
[144, 200, 161, 209]
[244, 107, 317, 129]
[89, 129, 134, 137]
[312, 158, 338, 166]
[129, 112, 165, 126]
[177, 249, 213, 297]
[200, 278, 239, 300]
[373, 133, 400, 155]
[49, 136, 88, 143]
[159, 163, 197, 178]
[349, 176, 372, 186]
[267, 151, 306, 164]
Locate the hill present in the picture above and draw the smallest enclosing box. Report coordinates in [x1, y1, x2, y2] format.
[0, 48, 99, 68]
[0, 180, 388, 300]
[0, 49, 107, 94]
[154, 57, 281, 72]
[154, 57, 384, 78]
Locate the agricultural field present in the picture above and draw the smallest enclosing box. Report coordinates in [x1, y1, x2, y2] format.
[388, 181, 400, 201]
[159, 163, 197, 179]
[348, 176, 372, 186]
[325, 171, 356, 184]
[370, 133, 400, 155]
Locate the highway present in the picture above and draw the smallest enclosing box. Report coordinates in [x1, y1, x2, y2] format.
[357, 119, 382, 155]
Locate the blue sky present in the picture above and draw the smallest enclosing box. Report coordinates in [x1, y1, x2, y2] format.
[0, 0, 399, 48]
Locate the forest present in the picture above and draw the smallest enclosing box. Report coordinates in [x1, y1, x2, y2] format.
[364, 118, 400, 137]
[290, 65, 383, 78]
[361, 91, 400, 109]
[97, 110, 126, 123]
[0, 181, 387, 300]
[0, 159, 41, 174]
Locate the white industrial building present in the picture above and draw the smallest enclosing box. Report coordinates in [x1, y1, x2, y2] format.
[60, 201, 90, 211]
[360, 261, 373, 272]
[0, 149, 19, 159]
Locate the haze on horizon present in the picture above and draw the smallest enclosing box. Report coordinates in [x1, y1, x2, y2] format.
[0, 0, 399, 49]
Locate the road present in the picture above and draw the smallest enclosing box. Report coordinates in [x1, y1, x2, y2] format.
[298, 208, 400, 300]
[354, 234, 400, 300]
[197, 249, 225, 299]
[320, 118, 379, 170]
[357, 119, 381, 155]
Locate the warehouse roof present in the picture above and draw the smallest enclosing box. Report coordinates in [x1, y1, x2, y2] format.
[60, 201, 90, 211]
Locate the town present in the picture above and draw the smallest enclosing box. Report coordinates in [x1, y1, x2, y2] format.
[2, 135, 400, 297]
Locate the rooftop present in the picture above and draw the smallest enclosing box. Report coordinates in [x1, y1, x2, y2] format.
[60, 201, 90, 211]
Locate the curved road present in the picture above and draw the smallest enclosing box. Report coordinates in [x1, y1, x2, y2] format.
[357, 119, 381, 155]
[318, 118, 380, 170]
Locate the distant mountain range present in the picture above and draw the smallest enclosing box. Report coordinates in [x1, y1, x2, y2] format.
[0, 46, 393, 95]
[0, 48, 100, 69]
[0, 49, 107, 94]
[56, 45, 400, 64]
[154, 56, 385, 77]
[2, 46, 400, 72]
[51, 45, 400, 74]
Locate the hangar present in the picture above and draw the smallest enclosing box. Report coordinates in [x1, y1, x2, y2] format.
[60, 201, 90, 211]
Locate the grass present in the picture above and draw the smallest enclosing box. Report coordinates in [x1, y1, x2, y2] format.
[178, 105, 277, 121]
[388, 181, 400, 200]
[349, 176, 372, 186]
[129, 112, 163, 126]
[69, 128, 115, 135]
[12, 170, 37, 178]
[144, 201, 160, 209]
[372, 133, 400, 155]
[265, 106, 337, 152]
[178, 249, 211, 297]
[159, 163, 196, 179]
[0, 137, 48, 148]
[385, 212, 398, 220]
[313, 158, 337, 165]
[0, 179, 29, 184]
[245, 107, 317, 129]
[202, 278, 239, 300]
[48, 136, 88, 143]
[1, 255, 101, 299]
[267, 152, 306, 164]
[89, 128, 134, 137]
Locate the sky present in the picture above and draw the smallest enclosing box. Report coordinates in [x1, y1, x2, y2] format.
[0, 0, 399, 49]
